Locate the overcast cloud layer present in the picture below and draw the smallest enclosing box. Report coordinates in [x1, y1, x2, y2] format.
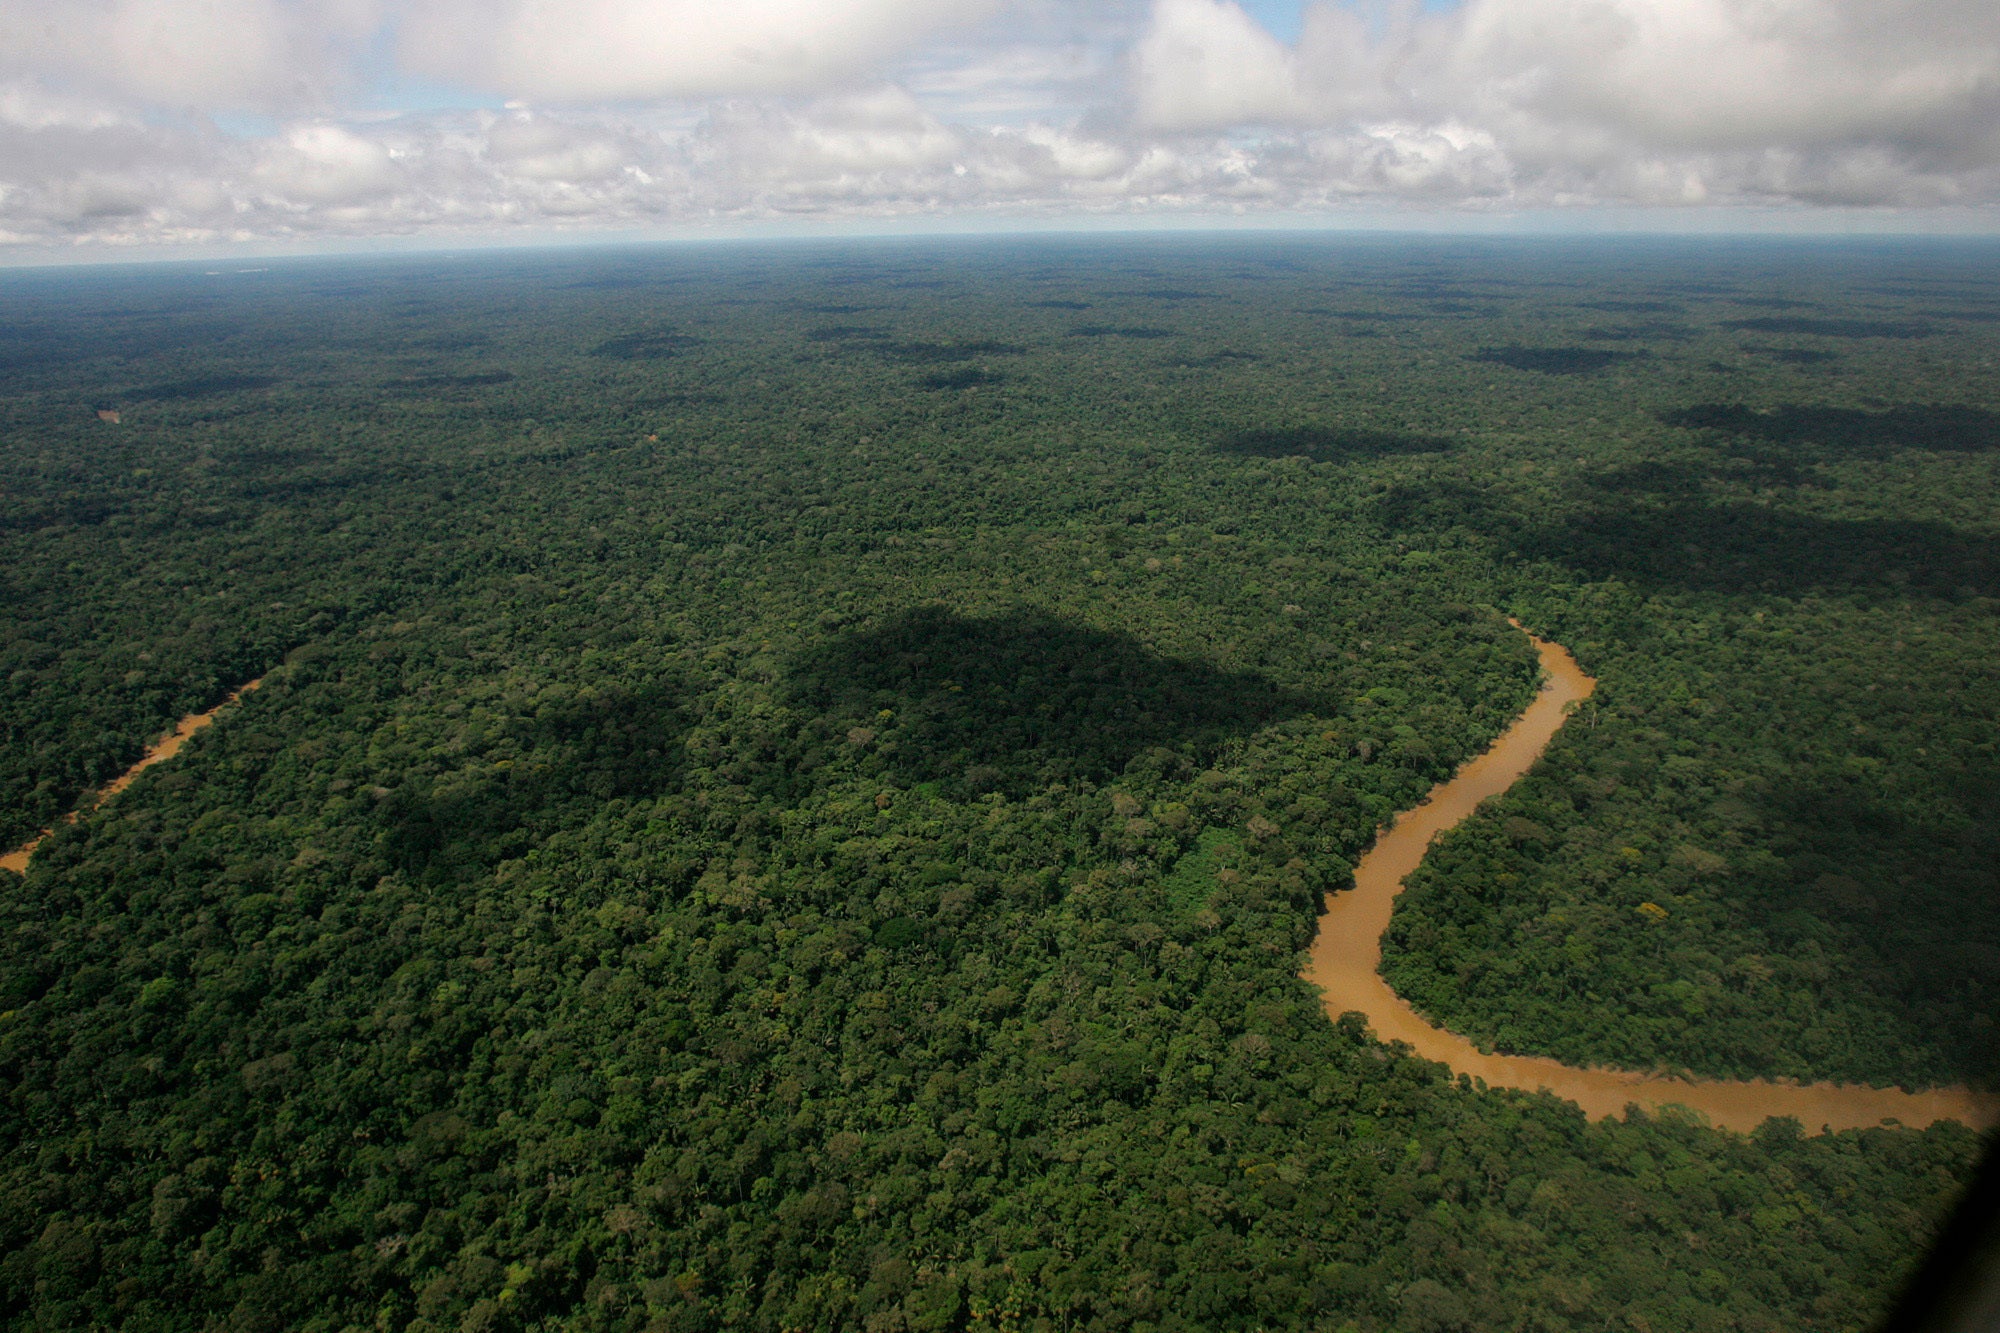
[1, 0, 1996, 252]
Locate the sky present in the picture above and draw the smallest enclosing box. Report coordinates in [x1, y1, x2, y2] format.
[1, 0, 1996, 258]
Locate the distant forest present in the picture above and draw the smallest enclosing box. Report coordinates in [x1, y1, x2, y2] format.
[0, 235, 1995, 1331]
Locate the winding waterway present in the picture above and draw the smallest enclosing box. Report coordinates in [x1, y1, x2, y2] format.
[1302, 628, 2000, 1135]
[0, 679, 263, 875]
[5, 656, 1992, 1132]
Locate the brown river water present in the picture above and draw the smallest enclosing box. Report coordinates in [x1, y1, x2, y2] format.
[1302, 629, 2000, 1135]
[4, 660, 1992, 1132]
[0, 679, 263, 875]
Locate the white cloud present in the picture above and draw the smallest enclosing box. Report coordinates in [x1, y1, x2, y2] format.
[0, 0, 1998, 253]
[702, 88, 972, 206]
[482, 114, 632, 183]
[1130, 0, 1309, 128]
[396, 0, 1001, 101]
[0, 83, 140, 132]
[1440, 0, 2000, 152]
[255, 124, 403, 204]
[0, 0, 377, 111]
[1125, 0, 2000, 208]
[903, 42, 1108, 121]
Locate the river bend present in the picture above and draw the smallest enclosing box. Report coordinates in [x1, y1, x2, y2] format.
[1301, 629, 1999, 1134]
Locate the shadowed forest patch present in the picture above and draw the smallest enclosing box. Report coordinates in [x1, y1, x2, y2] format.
[1376, 479, 1506, 533]
[0, 495, 123, 533]
[1575, 300, 1683, 313]
[0, 236, 1994, 1333]
[1174, 350, 1262, 367]
[377, 681, 688, 882]
[1583, 460, 1718, 495]
[1216, 425, 1454, 463]
[227, 446, 331, 470]
[919, 367, 1005, 390]
[1469, 346, 1641, 374]
[789, 606, 1323, 795]
[127, 373, 278, 400]
[589, 328, 704, 359]
[1299, 308, 1441, 323]
[1524, 503, 2000, 597]
[386, 372, 515, 393]
[872, 340, 1026, 365]
[410, 332, 492, 351]
[1384, 742, 2000, 1085]
[1662, 403, 2000, 454]
[805, 325, 885, 342]
[1750, 347, 1838, 364]
[1070, 325, 1175, 339]
[1374, 284, 1484, 301]
[1728, 296, 1816, 309]
[1721, 316, 1933, 338]
[630, 390, 726, 408]
[1583, 324, 1694, 342]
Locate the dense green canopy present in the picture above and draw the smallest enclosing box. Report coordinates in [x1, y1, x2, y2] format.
[0, 235, 1994, 1331]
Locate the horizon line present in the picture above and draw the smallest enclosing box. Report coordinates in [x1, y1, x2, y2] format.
[6, 213, 2000, 275]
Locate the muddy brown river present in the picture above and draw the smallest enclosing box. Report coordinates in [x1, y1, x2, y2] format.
[1302, 629, 2000, 1134]
[5, 659, 1993, 1133]
[0, 679, 262, 875]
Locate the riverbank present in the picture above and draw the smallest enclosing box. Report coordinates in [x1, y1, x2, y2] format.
[0, 678, 263, 875]
[1302, 627, 2000, 1134]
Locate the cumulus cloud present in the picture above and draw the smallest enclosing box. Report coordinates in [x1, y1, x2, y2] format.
[0, 0, 1996, 252]
[0, 0, 377, 111]
[902, 42, 1108, 121]
[1131, 0, 1310, 128]
[1128, 0, 2000, 207]
[397, 0, 1000, 101]
[1443, 0, 2000, 152]
[255, 124, 404, 204]
[696, 89, 971, 208]
[482, 116, 633, 183]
